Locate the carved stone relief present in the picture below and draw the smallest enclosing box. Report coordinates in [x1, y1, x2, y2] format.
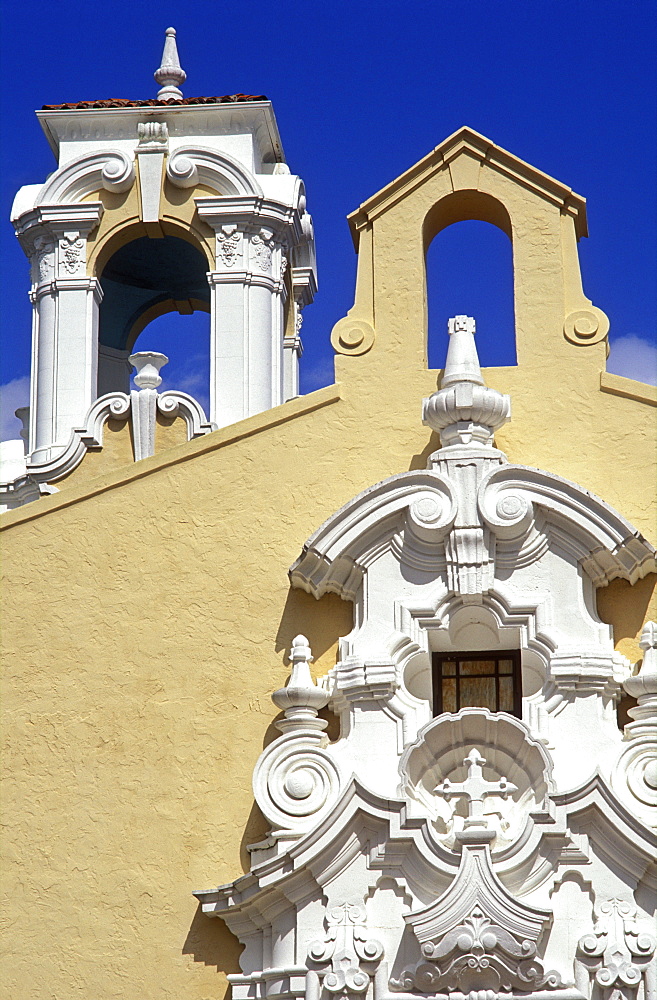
[250, 229, 273, 272]
[216, 225, 242, 268]
[28, 235, 55, 285]
[308, 902, 383, 994]
[58, 231, 85, 276]
[576, 899, 656, 999]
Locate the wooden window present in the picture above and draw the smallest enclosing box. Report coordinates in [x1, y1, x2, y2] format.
[432, 650, 522, 718]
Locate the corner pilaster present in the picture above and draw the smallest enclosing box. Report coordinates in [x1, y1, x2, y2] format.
[15, 203, 104, 462]
[197, 197, 301, 427]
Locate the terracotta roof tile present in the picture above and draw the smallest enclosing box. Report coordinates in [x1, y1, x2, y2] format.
[41, 95, 267, 110]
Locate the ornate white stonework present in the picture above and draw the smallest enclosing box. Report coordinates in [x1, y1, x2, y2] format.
[3, 28, 317, 504]
[195, 317, 656, 999]
[217, 226, 243, 268]
[6, 356, 216, 491]
[154, 27, 186, 101]
[610, 621, 657, 831]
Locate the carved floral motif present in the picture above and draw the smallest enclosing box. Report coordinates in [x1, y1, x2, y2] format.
[217, 226, 242, 269]
[58, 232, 85, 275]
[251, 231, 273, 272]
[393, 904, 560, 994]
[32, 236, 55, 283]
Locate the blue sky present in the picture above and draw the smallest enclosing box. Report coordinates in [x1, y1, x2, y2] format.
[1, 0, 655, 438]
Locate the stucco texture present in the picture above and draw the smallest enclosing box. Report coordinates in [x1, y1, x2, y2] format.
[2, 131, 656, 999]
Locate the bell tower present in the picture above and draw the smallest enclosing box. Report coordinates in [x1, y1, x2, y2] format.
[10, 28, 316, 466]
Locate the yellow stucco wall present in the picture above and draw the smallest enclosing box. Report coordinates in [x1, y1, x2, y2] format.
[1, 130, 656, 999]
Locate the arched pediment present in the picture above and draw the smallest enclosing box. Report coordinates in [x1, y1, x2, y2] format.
[166, 144, 263, 197]
[29, 142, 264, 208]
[36, 148, 136, 204]
[290, 462, 656, 602]
[479, 463, 656, 586]
[290, 470, 457, 600]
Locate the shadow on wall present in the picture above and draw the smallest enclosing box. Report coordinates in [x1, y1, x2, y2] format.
[275, 588, 353, 673]
[597, 574, 656, 730]
[182, 903, 243, 977]
[596, 574, 656, 661]
[182, 586, 355, 967]
[409, 430, 441, 471]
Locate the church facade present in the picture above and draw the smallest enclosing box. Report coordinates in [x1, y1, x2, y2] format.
[1, 30, 656, 1000]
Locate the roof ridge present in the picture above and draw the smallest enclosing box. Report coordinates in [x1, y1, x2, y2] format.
[42, 95, 267, 111]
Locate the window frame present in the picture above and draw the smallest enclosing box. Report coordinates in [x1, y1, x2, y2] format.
[431, 649, 522, 718]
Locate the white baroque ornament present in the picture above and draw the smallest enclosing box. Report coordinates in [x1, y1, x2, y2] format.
[58, 232, 85, 276]
[610, 621, 657, 830]
[576, 899, 656, 999]
[32, 236, 55, 283]
[193, 315, 657, 1000]
[251, 230, 273, 272]
[217, 226, 242, 268]
[394, 833, 561, 995]
[252, 730, 341, 835]
[308, 902, 383, 993]
[137, 121, 169, 145]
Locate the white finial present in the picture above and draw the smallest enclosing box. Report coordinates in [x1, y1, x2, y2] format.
[442, 315, 485, 387]
[154, 27, 186, 102]
[272, 635, 330, 733]
[623, 621, 657, 739]
[422, 315, 511, 453]
[129, 351, 169, 389]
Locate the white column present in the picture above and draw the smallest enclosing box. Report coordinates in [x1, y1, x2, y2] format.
[204, 218, 289, 429]
[16, 205, 103, 462]
[28, 276, 103, 462]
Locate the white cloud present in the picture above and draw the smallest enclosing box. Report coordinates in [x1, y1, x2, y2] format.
[300, 356, 335, 394]
[0, 376, 30, 442]
[155, 352, 210, 416]
[607, 335, 657, 386]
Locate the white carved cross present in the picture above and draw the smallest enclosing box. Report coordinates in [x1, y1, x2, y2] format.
[435, 748, 517, 827]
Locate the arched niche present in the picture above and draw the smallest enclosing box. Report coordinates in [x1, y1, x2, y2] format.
[402, 601, 545, 715]
[426, 219, 516, 369]
[423, 191, 515, 369]
[97, 231, 210, 397]
[130, 310, 211, 416]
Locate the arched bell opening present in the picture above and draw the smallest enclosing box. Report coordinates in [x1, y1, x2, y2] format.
[97, 233, 210, 400]
[423, 191, 516, 371]
[130, 310, 211, 416]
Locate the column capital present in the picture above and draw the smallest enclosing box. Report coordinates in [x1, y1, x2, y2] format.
[207, 269, 286, 294]
[14, 202, 104, 242]
[196, 196, 304, 244]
